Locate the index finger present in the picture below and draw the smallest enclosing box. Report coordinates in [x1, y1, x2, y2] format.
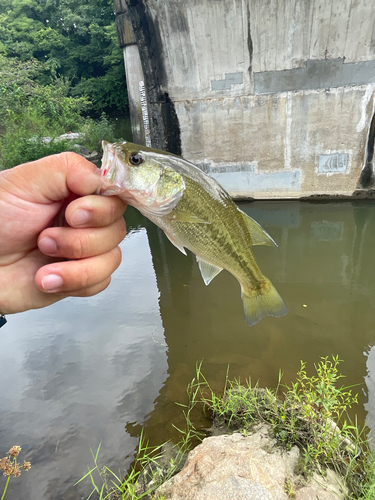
[0, 152, 102, 204]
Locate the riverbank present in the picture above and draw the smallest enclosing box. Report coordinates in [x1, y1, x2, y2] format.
[81, 358, 375, 499]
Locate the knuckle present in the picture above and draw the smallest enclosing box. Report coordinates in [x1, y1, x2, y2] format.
[79, 265, 91, 289]
[72, 233, 91, 259]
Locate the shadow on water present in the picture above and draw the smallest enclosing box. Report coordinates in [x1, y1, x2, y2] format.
[2, 200, 375, 498]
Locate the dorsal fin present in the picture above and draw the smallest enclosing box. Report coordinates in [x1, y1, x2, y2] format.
[237, 208, 277, 247]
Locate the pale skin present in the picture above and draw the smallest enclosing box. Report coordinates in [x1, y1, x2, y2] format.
[0, 152, 127, 315]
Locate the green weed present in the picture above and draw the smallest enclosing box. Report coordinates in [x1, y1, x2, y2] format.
[0, 131, 73, 169]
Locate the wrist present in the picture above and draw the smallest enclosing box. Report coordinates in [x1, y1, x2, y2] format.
[0, 313, 6, 328]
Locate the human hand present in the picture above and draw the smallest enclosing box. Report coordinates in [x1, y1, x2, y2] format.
[0, 152, 127, 315]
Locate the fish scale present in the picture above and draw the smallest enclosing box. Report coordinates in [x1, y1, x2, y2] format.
[155, 175, 265, 289]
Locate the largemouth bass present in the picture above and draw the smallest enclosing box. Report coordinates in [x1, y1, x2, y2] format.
[98, 141, 288, 326]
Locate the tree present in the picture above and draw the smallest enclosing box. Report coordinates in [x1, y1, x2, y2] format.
[0, 0, 128, 115]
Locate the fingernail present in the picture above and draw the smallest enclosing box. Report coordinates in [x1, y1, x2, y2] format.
[71, 209, 89, 226]
[42, 274, 63, 292]
[39, 236, 57, 255]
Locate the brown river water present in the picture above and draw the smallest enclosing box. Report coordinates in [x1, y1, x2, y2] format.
[1, 200, 375, 499]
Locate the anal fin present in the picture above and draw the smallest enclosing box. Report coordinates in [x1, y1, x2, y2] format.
[197, 257, 223, 285]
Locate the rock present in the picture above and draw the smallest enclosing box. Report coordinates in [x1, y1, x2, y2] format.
[58, 132, 84, 141]
[78, 145, 91, 156]
[85, 150, 101, 161]
[155, 426, 298, 500]
[154, 426, 348, 500]
[296, 470, 348, 500]
[41, 133, 84, 144]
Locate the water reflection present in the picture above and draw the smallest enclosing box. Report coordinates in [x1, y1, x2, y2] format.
[0, 226, 167, 499]
[1, 201, 375, 498]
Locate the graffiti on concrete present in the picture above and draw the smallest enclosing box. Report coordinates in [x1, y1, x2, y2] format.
[318, 153, 349, 174]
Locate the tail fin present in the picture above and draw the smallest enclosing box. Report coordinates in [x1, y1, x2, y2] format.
[241, 280, 288, 327]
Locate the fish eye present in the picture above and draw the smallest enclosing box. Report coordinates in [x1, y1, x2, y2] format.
[129, 152, 143, 166]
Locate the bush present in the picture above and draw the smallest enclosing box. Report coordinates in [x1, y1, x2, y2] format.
[0, 132, 73, 170]
[80, 114, 122, 152]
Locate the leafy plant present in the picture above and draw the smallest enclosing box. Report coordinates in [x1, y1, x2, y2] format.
[0, 0, 128, 116]
[76, 359, 375, 499]
[80, 114, 121, 152]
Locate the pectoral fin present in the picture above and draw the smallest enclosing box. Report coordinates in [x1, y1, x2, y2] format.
[197, 257, 223, 285]
[167, 209, 210, 224]
[238, 208, 277, 247]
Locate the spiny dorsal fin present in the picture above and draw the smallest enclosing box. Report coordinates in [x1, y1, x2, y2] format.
[197, 257, 223, 285]
[237, 208, 277, 247]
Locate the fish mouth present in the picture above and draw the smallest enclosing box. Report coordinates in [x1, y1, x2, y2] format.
[97, 141, 127, 194]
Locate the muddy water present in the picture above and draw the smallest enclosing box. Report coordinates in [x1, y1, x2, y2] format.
[1, 200, 375, 499]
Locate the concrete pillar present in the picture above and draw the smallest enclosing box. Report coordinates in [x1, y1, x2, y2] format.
[114, 0, 375, 199]
[115, 2, 150, 146]
[114, 0, 182, 154]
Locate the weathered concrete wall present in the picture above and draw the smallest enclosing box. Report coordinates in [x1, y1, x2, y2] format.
[115, 0, 375, 199]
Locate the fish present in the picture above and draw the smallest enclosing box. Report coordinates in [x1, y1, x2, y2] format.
[97, 141, 288, 326]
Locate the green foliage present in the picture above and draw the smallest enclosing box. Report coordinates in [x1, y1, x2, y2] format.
[286, 356, 358, 422]
[0, 0, 128, 115]
[0, 0, 129, 167]
[80, 114, 121, 152]
[0, 132, 72, 170]
[75, 359, 375, 499]
[0, 53, 127, 169]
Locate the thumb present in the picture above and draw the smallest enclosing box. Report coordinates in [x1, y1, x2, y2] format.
[0, 152, 102, 203]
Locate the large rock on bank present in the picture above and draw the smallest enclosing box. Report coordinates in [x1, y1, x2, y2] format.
[154, 425, 348, 500]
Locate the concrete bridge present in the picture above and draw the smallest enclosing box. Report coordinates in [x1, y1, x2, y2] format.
[114, 0, 375, 199]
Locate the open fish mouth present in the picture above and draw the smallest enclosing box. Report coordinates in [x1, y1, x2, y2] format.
[97, 141, 126, 194]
